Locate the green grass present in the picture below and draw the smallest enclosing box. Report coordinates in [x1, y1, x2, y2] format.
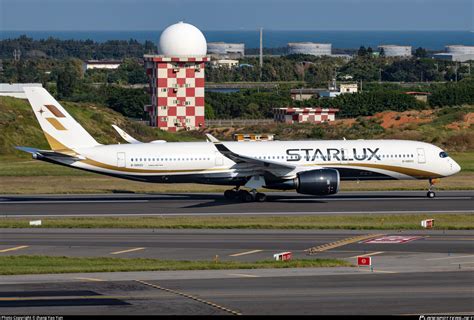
[0, 96, 199, 158]
[1, 214, 472, 230]
[451, 152, 474, 172]
[0, 256, 350, 275]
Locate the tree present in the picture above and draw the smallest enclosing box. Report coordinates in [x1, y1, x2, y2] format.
[379, 47, 385, 57]
[56, 59, 81, 98]
[415, 47, 428, 58]
[357, 46, 367, 57]
[367, 47, 373, 55]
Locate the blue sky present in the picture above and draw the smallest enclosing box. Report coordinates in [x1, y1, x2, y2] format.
[1, 0, 472, 31]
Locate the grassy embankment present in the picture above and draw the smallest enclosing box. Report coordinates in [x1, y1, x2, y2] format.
[0, 96, 473, 194]
[0, 256, 350, 275]
[0, 214, 472, 230]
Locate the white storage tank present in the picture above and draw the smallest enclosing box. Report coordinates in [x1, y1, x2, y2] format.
[207, 42, 245, 57]
[287, 42, 332, 56]
[446, 45, 474, 54]
[378, 45, 412, 57]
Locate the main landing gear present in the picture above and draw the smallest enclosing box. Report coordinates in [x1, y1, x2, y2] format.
[427, 178, 437, 198]
[224, 188, 267, 202]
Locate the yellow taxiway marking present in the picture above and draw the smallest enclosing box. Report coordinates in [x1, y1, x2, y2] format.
[227, 273, 260, 278]
[74, 277, 106, 282]
[349, 251, 385, 259]
[0, 245, 29, 253]
[305, 234, 384, 255]
[229, 249, 263, 257]
[136, 280, 242, 315]
[110, 247, 145, 255]
[425, 255, 474, 261]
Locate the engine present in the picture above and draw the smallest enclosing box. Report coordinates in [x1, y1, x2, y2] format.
[296, 169, 340, 195]
[265, 169, 340, 196]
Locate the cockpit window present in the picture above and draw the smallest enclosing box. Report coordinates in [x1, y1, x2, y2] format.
[439, 151, 449, 158]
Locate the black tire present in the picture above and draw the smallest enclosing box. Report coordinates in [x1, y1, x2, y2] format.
[239, 190, 253, 202]
[255, 193, 267, 202]
[224, 190, 237, 200]
[427, 191, 435, 198]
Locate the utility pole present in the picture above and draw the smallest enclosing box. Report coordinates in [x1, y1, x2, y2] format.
[455, 62, 458, 82]
[259, 27, 263, 81]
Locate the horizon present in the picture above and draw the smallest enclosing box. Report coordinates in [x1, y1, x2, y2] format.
[1, 0, 472, 32]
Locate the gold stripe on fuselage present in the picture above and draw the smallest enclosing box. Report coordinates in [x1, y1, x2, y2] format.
[81, 158, 230, 174]
[306, 162, 442, 178]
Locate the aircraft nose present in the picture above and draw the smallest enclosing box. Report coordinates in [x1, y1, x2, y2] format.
[452, 160, 461, 174]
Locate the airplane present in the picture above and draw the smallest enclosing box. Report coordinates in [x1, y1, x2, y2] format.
[17, 87, 461, 202]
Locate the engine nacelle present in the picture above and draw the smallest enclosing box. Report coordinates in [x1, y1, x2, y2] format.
[296, 169, 340, 196]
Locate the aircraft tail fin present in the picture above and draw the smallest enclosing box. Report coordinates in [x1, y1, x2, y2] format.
[23, 87, 100, 152]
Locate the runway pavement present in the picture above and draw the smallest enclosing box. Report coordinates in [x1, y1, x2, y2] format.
[0, 229, 473, 261]
[0, 229, 473, 314]
[0, 190, 473, 217]
[0, 271, 472, 315]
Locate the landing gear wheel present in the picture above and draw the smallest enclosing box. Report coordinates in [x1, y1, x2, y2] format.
[255, 192, 267, 202]
[238, 190, 253, 202]
[427, 178, 437, 199]
[224, 189, 238, 200]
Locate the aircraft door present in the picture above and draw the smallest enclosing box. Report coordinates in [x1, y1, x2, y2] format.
[215, 151, 224, 166]
[417, 148, 426, 164]
[117, 152, 126, 167]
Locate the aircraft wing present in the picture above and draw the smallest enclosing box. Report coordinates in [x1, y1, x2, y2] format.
[112, 125, 142, 144]
[206, 134, 296, 171]
[15, 146, 83, 161]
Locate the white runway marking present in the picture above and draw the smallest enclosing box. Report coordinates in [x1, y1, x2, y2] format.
[229, 249, 263, 257]
[227, 273, 260, 278]
[349, 251, 385, 259]
[110, 247, 146, 255]
[0, 200, 149, 204]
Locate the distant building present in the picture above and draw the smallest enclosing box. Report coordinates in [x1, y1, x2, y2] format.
[274, 107, 339, 124]
[82, 60, 122, 72]
[287, 42, 332, 56]
[405, 91, 431, 103]
[433, 45, 474, 62]
[233, 133, 275, 142]
[0, 83, 43, 99]
[208, 42, 245, 58]
[210, 59, 239, 68]
[378, 45, 412, 57]
[291, 83, 358, 101]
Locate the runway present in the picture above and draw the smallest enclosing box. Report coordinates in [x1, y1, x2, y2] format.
[0, 271, 472, 315]
[0, 190, 473, 217]
[0, 229, 473, 314]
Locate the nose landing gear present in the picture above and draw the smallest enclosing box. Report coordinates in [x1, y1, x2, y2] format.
[427, 178, 438, 198]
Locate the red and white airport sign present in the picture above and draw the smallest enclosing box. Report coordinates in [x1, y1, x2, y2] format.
[363, 235, 423, 244]
[357, 256, 371, 266]
[273, 251, 292, 261]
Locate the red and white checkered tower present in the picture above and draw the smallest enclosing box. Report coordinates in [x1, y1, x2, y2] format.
[144, 22, 208, 131]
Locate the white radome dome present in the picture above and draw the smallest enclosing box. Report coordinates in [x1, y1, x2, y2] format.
[159, 22, 207, 57]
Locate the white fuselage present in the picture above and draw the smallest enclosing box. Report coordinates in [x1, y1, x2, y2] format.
[70, 139, 461, 185]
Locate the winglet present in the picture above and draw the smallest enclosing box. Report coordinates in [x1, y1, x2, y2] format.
[205, 133, 220, 143]
[112, 125, 142, 144]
